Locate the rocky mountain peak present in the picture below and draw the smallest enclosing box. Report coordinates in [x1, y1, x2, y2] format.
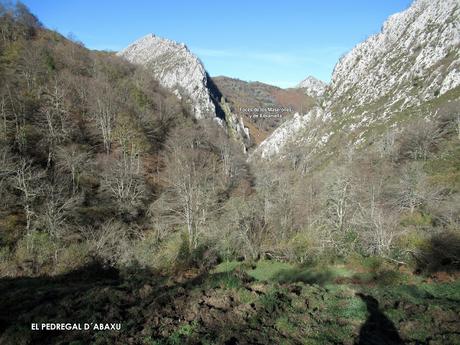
[118, 33, 216, 120]
[296, 76, 327, 97]
[118, 34, 251, 149]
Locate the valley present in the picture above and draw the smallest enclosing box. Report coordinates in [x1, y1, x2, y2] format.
[0, 0, 459, 344]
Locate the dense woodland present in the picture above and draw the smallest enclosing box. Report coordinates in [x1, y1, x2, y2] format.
[0, 2, 459, 280]
[0, 2, 246, 275]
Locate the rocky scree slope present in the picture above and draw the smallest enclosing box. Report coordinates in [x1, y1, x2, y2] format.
[118, 34, 250, 146]
[253, 0, 460, 160]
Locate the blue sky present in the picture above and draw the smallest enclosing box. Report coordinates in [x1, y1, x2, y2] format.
[23, 0, 412, 88]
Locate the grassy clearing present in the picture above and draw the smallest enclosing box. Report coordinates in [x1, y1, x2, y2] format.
[211, 260, 242, 273]
[214, 259, 394, 285]
[246, 260, 295, 281]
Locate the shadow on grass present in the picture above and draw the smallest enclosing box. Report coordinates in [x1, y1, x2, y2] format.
[348, 269, 409, 287]
[355, 293, 403, 345]
[271, 267, 334, 285]
[415, 231, 460, 273]
[0, 261, 303, 345]
[0, 261, 168, 345]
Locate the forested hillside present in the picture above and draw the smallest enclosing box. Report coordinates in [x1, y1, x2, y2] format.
[0, 2, 248, 277]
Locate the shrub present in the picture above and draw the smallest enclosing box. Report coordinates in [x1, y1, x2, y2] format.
[374, 269, 408, 285]
[128, 231, 159, 269]
[188, 242, 221, 271]
[417, 231, 460, 272]
[285, 231, 320, 263]
[400, 211, 433, 228]
[0, 213, 26, 246]
[79, 220, 135, 266]
[394, 229, 429, 266]
[347, 254, 385, 273]
[14, 231, 55, 275]
[154, 232, 189, 271]
[0, 246, 13, 276]
[54, 242, 90, 274]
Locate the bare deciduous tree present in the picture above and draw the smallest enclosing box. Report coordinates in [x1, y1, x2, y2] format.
[221, 195, 268, 260]
[399, 120, 445, 161]
[0, 93, 8, 142]
[13, 159, 44, 234]
[56, 144, 89, 193]
[397, 163, 429, 214]
[154, 128, 221, 250]
[355, 181, 401, 255]
[39, 184, 81, 239]
[102, 155, 146, 208]
[39, 79, 72, 167]
[79, 220, 137, 264]
[90, 81, 117, 154]
[325, 169, 353, 234]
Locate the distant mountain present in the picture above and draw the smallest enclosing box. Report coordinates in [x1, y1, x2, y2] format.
[253, 0, 460, 160]
[118, 34, 251, 147]
[212, 76, 318, 144]
[118, 36, 323, 147]
[296, 76, 327, 97]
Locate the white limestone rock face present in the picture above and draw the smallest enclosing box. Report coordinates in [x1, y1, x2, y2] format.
[218, 96, 251, 148]
[118, 34, 216, 120]
[296, 76, 327, 97]
[255, 0, 460, 161]
[251, 107, 325, 159]
[326, 0, 460, 115]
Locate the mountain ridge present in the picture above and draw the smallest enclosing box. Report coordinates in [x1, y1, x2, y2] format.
[118, 33, 255, 151]
[118, 33, 217, 120]
[326, 0, 459, 115]
[253, 0, 460, 160]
